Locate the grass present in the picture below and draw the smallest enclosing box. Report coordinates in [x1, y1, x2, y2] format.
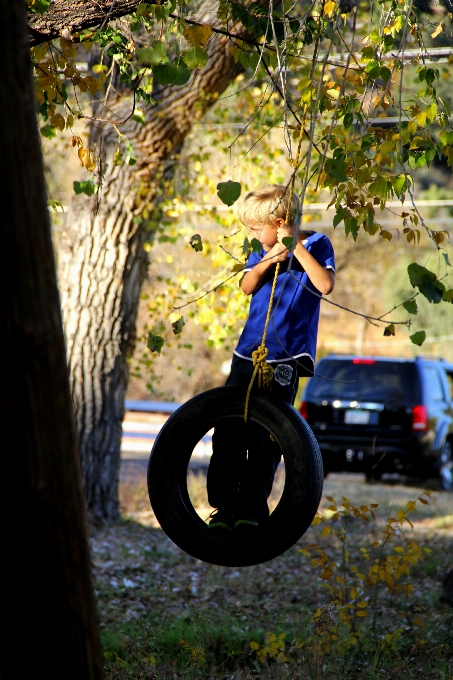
[95, 469, 453, 678]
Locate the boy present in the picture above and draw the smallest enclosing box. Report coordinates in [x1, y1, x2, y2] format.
[207, 184, 335, 530]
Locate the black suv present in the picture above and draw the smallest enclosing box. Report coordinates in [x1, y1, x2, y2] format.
[300, 355, 453, 490]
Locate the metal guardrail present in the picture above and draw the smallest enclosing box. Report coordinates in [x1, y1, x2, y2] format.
[122, 400, 213, 465]
[125, 400, 181, 414]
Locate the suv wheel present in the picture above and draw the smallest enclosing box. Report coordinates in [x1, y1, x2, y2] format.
[439, 441, 453, 492]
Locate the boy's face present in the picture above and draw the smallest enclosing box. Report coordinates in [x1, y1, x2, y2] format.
[248, 223, 279, 251]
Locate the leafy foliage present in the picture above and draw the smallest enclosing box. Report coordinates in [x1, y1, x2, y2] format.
[31, 0, 453, 349]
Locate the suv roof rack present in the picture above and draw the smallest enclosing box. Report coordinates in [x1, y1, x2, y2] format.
[414, 355, 445, 362]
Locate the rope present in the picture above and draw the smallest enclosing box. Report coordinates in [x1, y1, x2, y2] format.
[244, 123, 306, 422]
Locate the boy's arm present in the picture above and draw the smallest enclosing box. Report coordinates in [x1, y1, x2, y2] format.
[277, 225, 335, 295]
[241, 244, 288, 295]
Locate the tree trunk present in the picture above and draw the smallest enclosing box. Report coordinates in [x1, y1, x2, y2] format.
[59, 2, 259, 521]
[0, 0, 103, 677]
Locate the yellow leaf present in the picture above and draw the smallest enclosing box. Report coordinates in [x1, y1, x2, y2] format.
[321, 525, 331, 538]
[360, 505, 368, 512]
[431, 22, 444, 39]
[416, 111, 427, 127]
[250, 641, 260, 651]
[425, 102, 438, 122]
[370, 504, 379, 508]
[419, 497, 429, 505]
[312, 516, 322, 525]
[183, 24, 213, 47]
[326, 88, 340, 100]
[324, 0, 336, 14]
[357, 600, 368, 608]
[407, 119, 417, 135]
[397, 509, 405, 523]
[413, 617, 424, 627]
[297, 77, 313, 91]
[325, 496, 335, 502]
[356, 610, 368, 617]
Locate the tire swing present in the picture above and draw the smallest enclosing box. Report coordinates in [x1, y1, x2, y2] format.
[148, 129, 324, 567]
[147, 384, 324, 567]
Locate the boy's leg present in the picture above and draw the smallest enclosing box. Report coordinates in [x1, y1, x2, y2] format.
[235, 360, 300, 523]
[207, 418, 246, 515]
[206, 355, 251, 518]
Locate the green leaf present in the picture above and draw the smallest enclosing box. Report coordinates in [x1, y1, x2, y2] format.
[407, 263, 444, 303]
[217, 180, 241, 206]
[369, 176, 389, 200]
[325, 157, 348, 183]
[29, 0, 50, 15]
[443, 288, 453, 302]
[136, 46, 164, 66]
[379, 66, 392, 82]
[403, 300, 418, 314]
[40, 124, 56, 138]
[383, 323, 396, 337]
[172, 64, 192, 86]
[153, 63, 191, 86]
[73, 180, 97, 196]
[333, 207, 346, 227]
[410, 330, 426, 346]
[392, 174, 407, 197]
[153, 63, 178, 86]
[251, 238, 262, 252]
[183, 46, 209, 69]
[147, 331, 164, 354]
[172, 317, 185, 335]
[189, 234, 203, 251]
[281, 236, 295, 251]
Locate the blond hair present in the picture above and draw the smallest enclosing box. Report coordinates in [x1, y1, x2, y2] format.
[238, 184, 302, 229]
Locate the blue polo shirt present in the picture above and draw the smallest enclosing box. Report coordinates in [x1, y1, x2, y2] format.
[234, 231, 335, 365]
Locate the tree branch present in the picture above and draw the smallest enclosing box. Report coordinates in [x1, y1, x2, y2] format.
[28, 0, 140, 45]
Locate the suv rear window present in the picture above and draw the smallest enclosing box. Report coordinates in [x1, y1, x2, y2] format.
[305, 359, 420, 403]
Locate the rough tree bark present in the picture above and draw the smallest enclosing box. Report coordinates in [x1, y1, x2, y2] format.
[58, 1, 265, 521]
[29, 0, 148, 45]
[0, 0, 103, 676]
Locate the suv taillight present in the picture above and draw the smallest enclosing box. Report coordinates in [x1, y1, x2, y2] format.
[412, 405, 428, 432]
[300, 400, 308, 420]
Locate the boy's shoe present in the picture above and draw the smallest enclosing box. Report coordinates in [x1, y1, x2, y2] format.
[233, 517, 260, 530]
[208, 510, 232, 530]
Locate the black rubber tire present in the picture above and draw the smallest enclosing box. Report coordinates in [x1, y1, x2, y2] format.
[147, 385, 324, 567]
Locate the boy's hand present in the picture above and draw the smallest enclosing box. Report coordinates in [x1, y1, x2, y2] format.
[266, 242, 288, 263]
